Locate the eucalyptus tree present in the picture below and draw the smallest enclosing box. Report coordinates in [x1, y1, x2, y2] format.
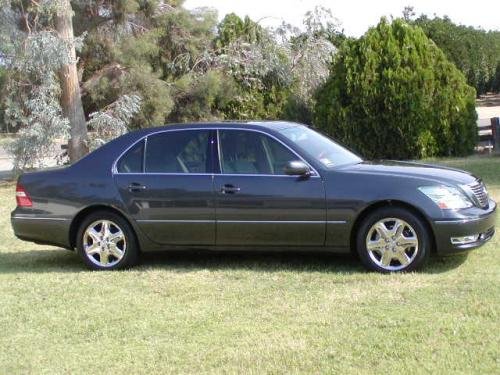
[0, 0, 143, 169]
[0, 0, 74, 169]
[211, 6, 338, 122]
[56, 0, 88, 161]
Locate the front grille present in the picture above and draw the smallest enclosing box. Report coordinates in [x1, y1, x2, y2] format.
[468, 180, 489, 208]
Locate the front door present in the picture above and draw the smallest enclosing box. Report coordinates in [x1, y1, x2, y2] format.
[214, 129, 326, 246]
[114, 129, 216, 245]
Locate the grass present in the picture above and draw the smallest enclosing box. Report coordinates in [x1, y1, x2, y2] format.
[0, 156, 499, 374]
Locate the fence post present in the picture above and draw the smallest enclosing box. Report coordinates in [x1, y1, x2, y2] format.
[493, 117, 500, 153]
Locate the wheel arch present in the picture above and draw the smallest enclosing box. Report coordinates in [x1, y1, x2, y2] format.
[349, 200, 437, 255]
[69, 204, 139, 250]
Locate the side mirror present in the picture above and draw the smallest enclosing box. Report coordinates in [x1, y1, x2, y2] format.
[284, 160, 311, 176]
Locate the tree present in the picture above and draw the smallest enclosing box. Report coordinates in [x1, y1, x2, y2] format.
[0, 0, 143, 170]
[0, 0, 72, 170]
[412, 15, 500, 95]
[212, 7, 337, 122]
[279, 6, 338, 123]
[74, 0, 176, 129]
[0, 1, 341, 170]
[314, 18, 477, 160]
[56, 0, 88, 162]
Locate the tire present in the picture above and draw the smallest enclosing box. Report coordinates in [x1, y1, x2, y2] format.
[356, 207, 431, 273]
[76, 210, 139, 270]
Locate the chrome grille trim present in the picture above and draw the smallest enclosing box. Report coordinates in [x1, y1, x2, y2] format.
[466, 180, 489, 208]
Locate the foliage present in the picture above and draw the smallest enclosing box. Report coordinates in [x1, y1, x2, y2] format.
[75, 0, 175, 128]
[412, 14, 500, 95]
[78, 4, 337, 125]
[87, 94, 142, 149]
[314, 18, 477, 160]
[7, 79, 70, 170]
[277, 6, 338, 122]
[1, 1, 338, 159]
[215, 13, 264, 48]
[212, 7, 336, 122]
[0, 1, 74, 170]
[213, 18, 291, 120]
[0, 0, 148, 169]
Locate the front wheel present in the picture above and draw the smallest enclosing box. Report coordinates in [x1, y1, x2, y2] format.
[76, 211, 139, 270]
[356, 207, 431, 273]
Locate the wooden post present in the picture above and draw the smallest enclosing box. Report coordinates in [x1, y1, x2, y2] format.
[493, 117, 500, 154]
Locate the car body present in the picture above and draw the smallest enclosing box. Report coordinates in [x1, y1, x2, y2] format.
[11, 121, 496, 272]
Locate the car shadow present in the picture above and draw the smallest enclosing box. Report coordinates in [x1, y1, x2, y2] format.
[139, 251, 364, 274]
[0, 249, 83, 274]
[0, 248, 470, 275]
[425, 253, 469, 273]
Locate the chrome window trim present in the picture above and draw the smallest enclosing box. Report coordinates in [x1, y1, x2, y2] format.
[112, 127, 321, 178]
[216, 129, 223, 173]
[142, 136, 148, 173]
[113, 172, 317, 178]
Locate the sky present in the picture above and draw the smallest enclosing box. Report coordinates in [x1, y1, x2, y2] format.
[183, 0, 500, 37]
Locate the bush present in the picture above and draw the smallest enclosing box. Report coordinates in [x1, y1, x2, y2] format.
[314, 18, 477, 160]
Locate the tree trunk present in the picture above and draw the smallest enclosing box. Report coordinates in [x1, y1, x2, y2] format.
[55, 0, 88, 162]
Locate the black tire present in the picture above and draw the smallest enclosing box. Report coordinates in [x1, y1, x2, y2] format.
[76, 210, 139, 270]
[356, 207, 431, 273]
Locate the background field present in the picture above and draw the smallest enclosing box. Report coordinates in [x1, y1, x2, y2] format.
[0, 156, 499, 374]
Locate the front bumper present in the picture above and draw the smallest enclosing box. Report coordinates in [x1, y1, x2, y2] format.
[432, 200, 497, 254]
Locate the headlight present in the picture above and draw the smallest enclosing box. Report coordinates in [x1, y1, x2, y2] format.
[418, 185, 473, 209]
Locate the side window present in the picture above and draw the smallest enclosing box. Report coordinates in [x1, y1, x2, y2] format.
[117, 140, 144, 173]
[145, 130, 210, 173]
[218, 130, 298, 175]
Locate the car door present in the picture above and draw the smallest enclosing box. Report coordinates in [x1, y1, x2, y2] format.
[114, 129, 216, 245]
[214, 129, 326, 246]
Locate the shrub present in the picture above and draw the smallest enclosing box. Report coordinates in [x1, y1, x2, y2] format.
[314, 18, 477, 160]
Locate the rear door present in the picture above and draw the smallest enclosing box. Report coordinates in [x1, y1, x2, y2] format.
[114, 129, 216, 245]
[214, 129, 326, 246]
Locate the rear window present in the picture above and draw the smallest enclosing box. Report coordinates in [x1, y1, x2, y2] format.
[145, 130, 210, 173]
[116, 140, 144, 173]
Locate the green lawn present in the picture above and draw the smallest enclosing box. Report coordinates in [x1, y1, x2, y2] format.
[0, 156, 499, 374]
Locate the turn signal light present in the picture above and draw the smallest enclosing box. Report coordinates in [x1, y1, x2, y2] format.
[450, 234, 479, 245]
[16, 184, 33, 207]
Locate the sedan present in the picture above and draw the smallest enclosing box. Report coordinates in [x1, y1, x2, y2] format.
[11, 121, 496, 272]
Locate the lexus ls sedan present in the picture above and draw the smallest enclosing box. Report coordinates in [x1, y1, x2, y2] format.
[11, 121, 496, 272]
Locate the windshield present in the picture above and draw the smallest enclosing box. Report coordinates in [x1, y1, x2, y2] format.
[279, 126, 362, 168]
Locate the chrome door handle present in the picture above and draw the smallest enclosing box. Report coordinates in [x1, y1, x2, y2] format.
[128, 183, 147, 192]
[221, 184, 241, 194]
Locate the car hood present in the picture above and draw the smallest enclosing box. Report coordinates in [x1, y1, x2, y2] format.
[338, 160, 477, 185]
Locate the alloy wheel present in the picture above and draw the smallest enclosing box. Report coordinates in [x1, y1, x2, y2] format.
[83, 220, 127, 268]
[365, 217, 419, 271]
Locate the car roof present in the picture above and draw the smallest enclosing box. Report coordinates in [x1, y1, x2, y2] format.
[133, 121, 304, 136]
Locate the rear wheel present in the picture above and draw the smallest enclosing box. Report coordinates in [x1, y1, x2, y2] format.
[76, 211, 138, 270]
[356, 207, 430, 273]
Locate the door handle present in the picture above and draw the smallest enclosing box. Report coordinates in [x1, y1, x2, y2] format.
[220, 184, 241, 194]
[128, 183, 147, 192]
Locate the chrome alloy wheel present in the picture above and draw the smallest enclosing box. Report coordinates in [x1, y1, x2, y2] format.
[83, 220, 126, 268]
[365, 218, 419, 271]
